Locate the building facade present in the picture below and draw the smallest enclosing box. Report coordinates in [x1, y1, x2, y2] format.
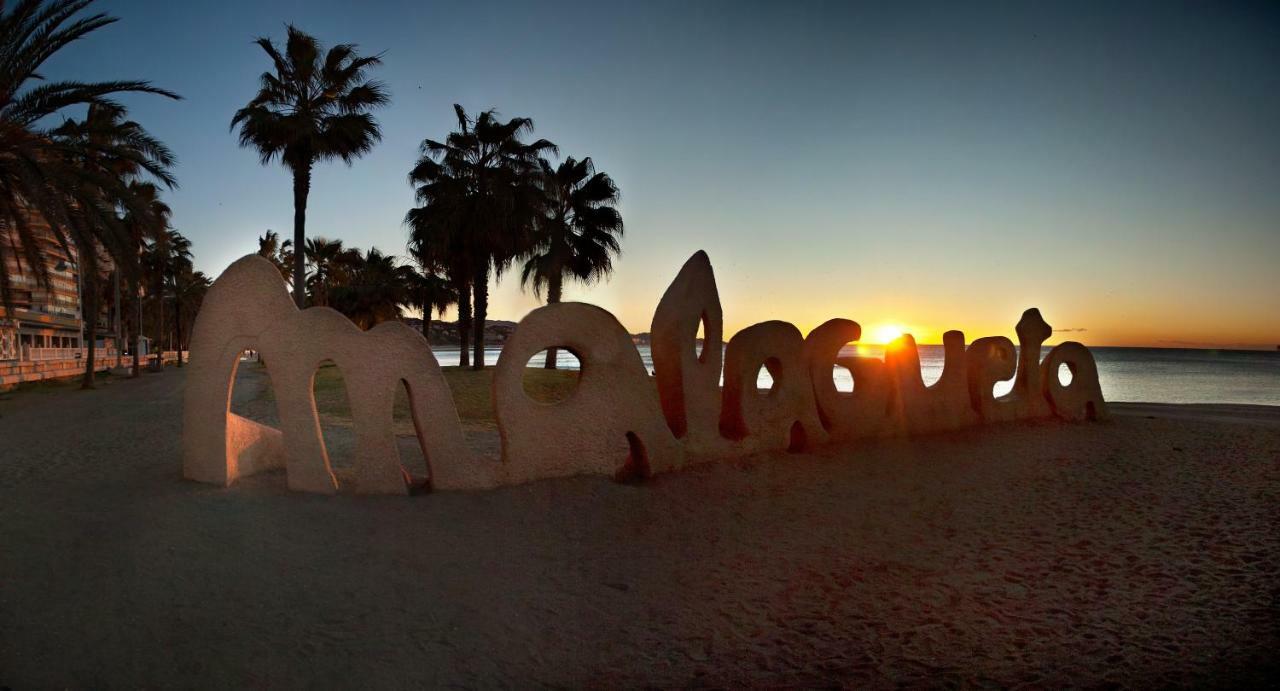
[0, 207, 120, 387]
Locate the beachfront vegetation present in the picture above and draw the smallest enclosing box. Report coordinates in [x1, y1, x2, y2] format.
[141, 228, 209, 368]
[327, 247, 416, 330]
[405, 166, 474, 365]
[256, 230, 293, 284]
[51, 102, 174, 385]
[520, 157, 624, 368]
[302, 236, 357, 307]
[0, 0, 182, 388]
[171, 267, 211, 365]
[259, 234, 424, 332]
[403, 245, 457, 343]
[225, 42, 630, 366]
[406, 105, 557, 370]
[231, 25, 389, 310]
[2, 2, 627, 390]
[122, 182, 173, 376]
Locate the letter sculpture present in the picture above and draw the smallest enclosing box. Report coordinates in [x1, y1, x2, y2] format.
[183, 251, 1108, 494]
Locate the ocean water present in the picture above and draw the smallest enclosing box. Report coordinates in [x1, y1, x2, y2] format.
[430, 345, 1280, 407]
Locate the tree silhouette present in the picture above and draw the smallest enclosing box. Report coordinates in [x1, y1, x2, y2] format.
[50, 100, 177, 387]
[0, 0, 179, 333]
[405, 242, 457, 344]
[141, 228, 190, 368]
[121, 181, 172, 377]
[328, 247, 414, 330]
[521, 156, 623, 368]
[407, 105, 554, 369]
[257, 229, 293, 285]
[231, 25, 388, 309]
[303, 236, 359, 306]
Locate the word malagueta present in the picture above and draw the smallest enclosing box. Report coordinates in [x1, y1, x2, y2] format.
[183, 251, 1106, 495]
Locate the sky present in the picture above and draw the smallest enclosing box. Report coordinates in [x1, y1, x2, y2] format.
[47, 0, 1280, 347]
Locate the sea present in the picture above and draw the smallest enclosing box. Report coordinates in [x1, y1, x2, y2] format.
[430, 345, 1280, 407]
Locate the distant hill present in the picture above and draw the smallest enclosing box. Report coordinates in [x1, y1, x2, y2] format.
[400, 318, 518, 346]
[400, 322, 663, 348]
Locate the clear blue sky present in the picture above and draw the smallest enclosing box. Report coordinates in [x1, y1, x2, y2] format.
[50, 1, 1280, 346]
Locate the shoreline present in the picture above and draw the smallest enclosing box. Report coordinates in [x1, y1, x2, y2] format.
[1110, 401, 1280, 427]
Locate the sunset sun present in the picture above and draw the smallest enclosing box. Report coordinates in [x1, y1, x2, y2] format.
[871, 324, 906, 344]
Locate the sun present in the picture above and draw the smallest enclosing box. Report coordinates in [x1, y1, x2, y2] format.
[870, 324, 906, 344]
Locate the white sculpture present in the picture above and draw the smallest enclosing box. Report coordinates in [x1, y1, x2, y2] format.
[183, 251, 1108, 494]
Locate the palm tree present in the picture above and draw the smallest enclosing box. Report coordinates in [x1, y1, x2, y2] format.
[407, 105, 554, 369]
[231, 25, 388, 310]
[303, 236, 359, 306]
[256, 229, 293, 284]
[406, 180, 473, 366]
[121, 181, 171, 377]
[405, 243, 456, 344]
[328, 247, 414, 330]
[49, 102, 177, 387]
[0, 1, 179, 388]
[172, 266, 209, 364]
[141, 229, 189, 368]
[165, 232, 194, 366]
[0, 0, 179, 311]
[521, 156, 624, 368]
[139, 238, 166, 368]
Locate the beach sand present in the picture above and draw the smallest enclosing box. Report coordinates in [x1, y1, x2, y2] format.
[1, 368, 1277, 687]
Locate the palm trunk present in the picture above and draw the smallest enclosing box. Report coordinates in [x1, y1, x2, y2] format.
[543, 274, 563, 369]
[152, 275, 165, 370]
[132, 289, 141, 377]
[173, 289, 184, 367]
[80, 258, 98, 389]
[113, 269, 122, 369]
[456, 276, 471, 368]
[420, 291, 432, 343]
[471, 262, 489, 371]
[291, 160, 312, 310]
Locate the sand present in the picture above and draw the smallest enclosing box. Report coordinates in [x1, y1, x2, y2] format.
[1, 368, 1277, 688]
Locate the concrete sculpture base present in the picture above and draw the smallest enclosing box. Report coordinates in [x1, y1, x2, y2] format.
[182, 255, 485, 495]
[720, 321, 826, 453]
[493, 301, 683, 483]
[183, 252, 1108, 494]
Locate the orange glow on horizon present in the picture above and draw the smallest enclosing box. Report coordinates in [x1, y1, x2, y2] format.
[869, 324, 906, 345]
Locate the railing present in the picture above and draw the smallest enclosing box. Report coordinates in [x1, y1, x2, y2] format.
[6, 346, 184, 365]
[24, 347, 119, 362]
[13, 304, 80, 320]
[158, 350, 190, 364]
